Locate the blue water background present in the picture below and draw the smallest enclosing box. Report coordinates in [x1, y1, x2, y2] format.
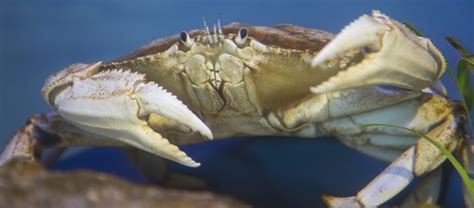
[1, 0, 473, 207]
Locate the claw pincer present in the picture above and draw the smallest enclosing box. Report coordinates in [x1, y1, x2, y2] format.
[42, 62, 212, 167]
[311, 10, 445, 94]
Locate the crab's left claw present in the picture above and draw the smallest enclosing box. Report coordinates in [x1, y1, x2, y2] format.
[311, 10, 445, 94]
[42, 62, 212, 167]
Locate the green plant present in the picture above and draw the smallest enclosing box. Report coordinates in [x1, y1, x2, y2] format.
[445, 36, 474, 127]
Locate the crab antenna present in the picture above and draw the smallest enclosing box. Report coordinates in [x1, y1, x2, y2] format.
[213, 24, 219, 44]
[202, 17, 212, 44]
[217, 18, 223, 35]
[203, 17, 213, 44]
[202, 17, 210, 34]
[217, 18, 224, 42]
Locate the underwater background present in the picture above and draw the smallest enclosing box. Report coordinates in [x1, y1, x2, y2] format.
[1, 0, 473, 207]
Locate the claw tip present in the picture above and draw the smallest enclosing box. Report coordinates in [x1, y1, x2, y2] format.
[189, 162, 201, 168]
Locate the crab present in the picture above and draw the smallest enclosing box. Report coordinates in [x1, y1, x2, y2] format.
[36, 10, 468, 207]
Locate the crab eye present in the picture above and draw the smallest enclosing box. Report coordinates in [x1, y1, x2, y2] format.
[180, 31, 194, 48]
[235, 27, 248, 46]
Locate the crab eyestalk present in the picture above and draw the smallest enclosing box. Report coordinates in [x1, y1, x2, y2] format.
[311, 10, 446, 94]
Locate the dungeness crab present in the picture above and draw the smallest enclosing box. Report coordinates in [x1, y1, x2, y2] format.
[17, 10, 468, 207]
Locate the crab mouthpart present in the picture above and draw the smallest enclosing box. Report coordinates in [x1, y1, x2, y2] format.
[311, 10, 445, 94]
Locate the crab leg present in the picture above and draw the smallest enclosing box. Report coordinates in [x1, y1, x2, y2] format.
[311, 10, 445, 94]
[42, 63, 212, 167]
[267, 87, 464, 207]
[400, 168, 442, 207]
[324, 112, 461, 207]
[323, 146, 416, 207]
[30, 112, 131, 148]
[267, 87, 422, 134]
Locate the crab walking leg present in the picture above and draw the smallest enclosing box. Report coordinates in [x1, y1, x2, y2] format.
[0, 120, 38, 166]
[356, 147, 415, 206]
[43, 63, 213, 167]
[0, 113, 131, 166]
[321, 147, 415, 207]
[323, 113, 461, 207]
[267, 87, 422, 133]
[267, 87, 464, 207]
[31, 112, 131, 148]
[400, 168, 442, 208]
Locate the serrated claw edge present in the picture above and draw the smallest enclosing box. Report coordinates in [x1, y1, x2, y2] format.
[311, 13, 387, 67]
[134, 81, 213, 140]
[50, 68, 212, 167]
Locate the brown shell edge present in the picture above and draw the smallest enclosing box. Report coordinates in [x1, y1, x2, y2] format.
[113, 23, 334, 62]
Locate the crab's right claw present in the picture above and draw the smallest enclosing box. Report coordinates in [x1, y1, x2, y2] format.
[42, 63, 212, 167]
[311, 10, 445, 94]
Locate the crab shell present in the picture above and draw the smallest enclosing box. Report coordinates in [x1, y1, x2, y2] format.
[108, 22, 339, 112]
